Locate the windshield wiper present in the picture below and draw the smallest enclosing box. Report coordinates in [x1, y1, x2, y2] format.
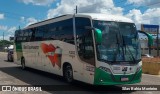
[122, 35, 136, 63]
[113, 33, 120, 62]
[122, 35, 127, 54]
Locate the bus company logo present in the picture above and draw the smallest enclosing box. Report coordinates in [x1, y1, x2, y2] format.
[41, 43, 62, 69]
[122, 66, 128, 72]
[2, 86, 11, 91]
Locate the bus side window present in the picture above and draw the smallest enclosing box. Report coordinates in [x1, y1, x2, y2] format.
[35, 28, 43, 41]
[14, 30, 19, 42]
[30, 28, 35, 41]
[27, 30, 32, 42]
[76, 17, 95, 66]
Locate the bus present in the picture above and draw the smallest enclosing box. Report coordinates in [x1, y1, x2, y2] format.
[14, 13, 142, 85]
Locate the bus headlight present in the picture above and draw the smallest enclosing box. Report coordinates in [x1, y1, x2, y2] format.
[99, 66, 112, 74]
[136, 65, 142, 72]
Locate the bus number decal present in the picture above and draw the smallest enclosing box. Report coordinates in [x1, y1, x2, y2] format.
[86, 66, 95, 72]
[69, 51, 75, 58]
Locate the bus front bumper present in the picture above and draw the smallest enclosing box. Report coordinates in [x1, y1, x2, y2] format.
[94, 68, 142, 85]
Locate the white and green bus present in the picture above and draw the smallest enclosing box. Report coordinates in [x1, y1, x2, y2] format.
[14, 13, 142, 85]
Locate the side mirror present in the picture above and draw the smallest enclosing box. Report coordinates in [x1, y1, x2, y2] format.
[85, 26, 102, 44]
[95, 29, 102, 44]
[138, 30, 153, 46]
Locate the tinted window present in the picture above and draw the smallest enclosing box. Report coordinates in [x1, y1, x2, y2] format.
[35, 27, 44, 41]
[14, 30, 19, 42]
[26, 29, 33, 42]
[15, 30, 24, 42]
[15, 18, 74, 44]
[43, 18, 74, 44]
[75, 17, 95, 66]
[30, 28, 36, 41]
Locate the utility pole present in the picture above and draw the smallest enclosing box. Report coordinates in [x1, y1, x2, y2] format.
[2, 31, 4, 51]
[76, 6, 77, 14]
[157, 27, 159, 56]
[19, 26, 20, 30]
[3, 32, 4, 41]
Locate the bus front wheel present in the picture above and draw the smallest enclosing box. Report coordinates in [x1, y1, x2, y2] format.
[21, 58, 26, 70]
[64, 65, 73, 83]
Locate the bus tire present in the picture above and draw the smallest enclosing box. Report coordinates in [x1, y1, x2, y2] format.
[64, 64, 73, 83]
[21, 58, 26, 70]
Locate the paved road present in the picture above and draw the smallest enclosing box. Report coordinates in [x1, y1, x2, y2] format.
[0, 52, 159, 94]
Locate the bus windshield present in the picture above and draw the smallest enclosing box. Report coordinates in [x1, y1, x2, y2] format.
[93, 20, 141, 63]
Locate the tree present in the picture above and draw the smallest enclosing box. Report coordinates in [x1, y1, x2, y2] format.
[0, 40, 13, 50]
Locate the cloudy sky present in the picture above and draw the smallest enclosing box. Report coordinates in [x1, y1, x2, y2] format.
[0, 0, 160, 40]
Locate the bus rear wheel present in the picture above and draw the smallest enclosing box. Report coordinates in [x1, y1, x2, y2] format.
[21, 58, 25, 70]
[64, 65, 73, 83]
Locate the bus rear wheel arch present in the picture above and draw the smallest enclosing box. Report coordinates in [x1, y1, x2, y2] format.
[21, 57, 26, 70]
[63, 63, 73, 83]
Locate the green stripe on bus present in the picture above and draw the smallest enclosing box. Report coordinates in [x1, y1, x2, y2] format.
[16, 43, 23, 52]
[15, 42, 23, 61]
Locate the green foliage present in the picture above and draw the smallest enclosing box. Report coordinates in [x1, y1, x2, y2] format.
[0, 40, 13, 47]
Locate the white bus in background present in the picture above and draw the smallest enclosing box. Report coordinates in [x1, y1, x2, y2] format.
[14, 13, 142, 85]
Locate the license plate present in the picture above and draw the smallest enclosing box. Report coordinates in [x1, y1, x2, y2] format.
[121, 77, 129, 81]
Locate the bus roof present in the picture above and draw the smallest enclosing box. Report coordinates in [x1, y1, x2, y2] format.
[25, 13, 133, 30]
[77, 13, 133, 23]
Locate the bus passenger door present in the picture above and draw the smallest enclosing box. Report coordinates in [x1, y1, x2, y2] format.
[76, 25, 95, 84]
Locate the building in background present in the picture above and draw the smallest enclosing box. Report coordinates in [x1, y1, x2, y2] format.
[139, 24, 159, 56]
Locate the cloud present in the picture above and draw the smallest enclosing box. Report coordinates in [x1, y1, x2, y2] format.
[125, 8, 160, 29]
[20, 17, 25, 23]
[127, 0, 147, 5]
[0, 25, 8, 31]
[26, 17, 38, 26]
[19, 0, 55, 6]
[125, 9, 142, 24]
[7, 27, 17, 33]
[19, 16, 38, 27]
[0, 26, 17, 33]
[0, 34, 13, 41]
[0, 26, 16, 40]
[0, 13, 4, 19]
[142, 8, 160, 24]
[127, 0, 160, 8]
[46, 0, 159, 31]
[47, 0, 123, 18]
